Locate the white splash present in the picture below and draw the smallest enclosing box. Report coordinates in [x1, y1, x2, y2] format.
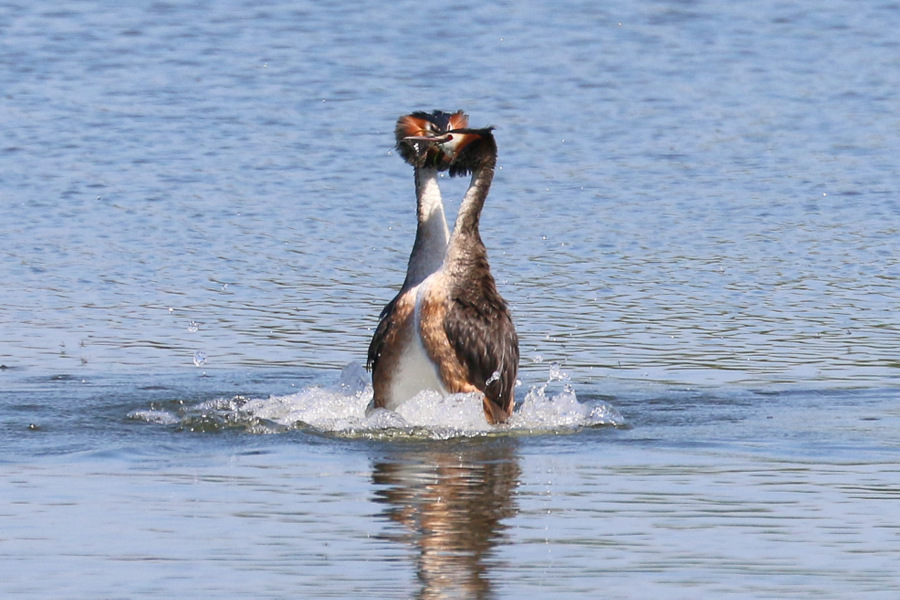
[510, 382, 621, 430]
[129, 362, 625, 438]
[547, 361, 569, 382]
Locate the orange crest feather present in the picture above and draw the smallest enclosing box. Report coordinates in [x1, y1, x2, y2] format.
[394, 110, 469, 169]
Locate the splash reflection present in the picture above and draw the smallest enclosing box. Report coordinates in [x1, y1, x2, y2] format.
[372, 441, 520, 599]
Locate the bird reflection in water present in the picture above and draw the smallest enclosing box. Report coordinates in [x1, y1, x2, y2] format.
[372, 440, 520, 599]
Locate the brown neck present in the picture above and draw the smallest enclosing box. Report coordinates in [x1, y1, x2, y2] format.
[456, 163, 493, 235]
[444, 159, 505, 311]
[446, 159, 495, 269]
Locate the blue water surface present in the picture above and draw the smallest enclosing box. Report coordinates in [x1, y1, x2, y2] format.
[2, 1, 899, 598]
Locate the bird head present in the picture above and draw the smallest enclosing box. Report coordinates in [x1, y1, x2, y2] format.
[394, 110, 468, 169]
[401, 127, 497, 177]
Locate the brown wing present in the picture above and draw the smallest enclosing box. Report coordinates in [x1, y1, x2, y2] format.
[367, 290, 418, 409]
[367, 294, 399, 374]
[443, 282, 519, 422]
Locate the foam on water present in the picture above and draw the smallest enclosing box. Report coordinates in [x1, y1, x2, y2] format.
[128, 363, 625, 439]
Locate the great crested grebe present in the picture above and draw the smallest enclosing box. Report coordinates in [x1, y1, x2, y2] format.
[393, 110, 468, 288]
[366, 111, 465, 414]
[368, 123, 519, 424]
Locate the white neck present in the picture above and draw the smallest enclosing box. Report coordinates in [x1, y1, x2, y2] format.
[402, 167, 450, 289]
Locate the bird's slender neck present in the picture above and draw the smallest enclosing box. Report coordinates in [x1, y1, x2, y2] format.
[402, 166, 450, 289]
[445, 159, 495, 269]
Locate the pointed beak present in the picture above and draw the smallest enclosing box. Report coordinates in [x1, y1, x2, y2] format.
[401, 132, 453, 145]
[401, 131, 459, 160]
[399, 132, 455, 166]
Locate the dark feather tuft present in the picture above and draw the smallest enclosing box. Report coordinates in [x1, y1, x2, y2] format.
[447, 127, 497, 177]
[394, 110, 468, 169]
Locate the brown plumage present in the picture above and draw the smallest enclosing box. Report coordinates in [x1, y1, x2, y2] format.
[368, 111, 465, 412]
[419, 128, 518, 423]
[368, 120, 519, 425]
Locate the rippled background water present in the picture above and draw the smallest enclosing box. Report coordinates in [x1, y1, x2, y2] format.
[2, 1, 899, 598]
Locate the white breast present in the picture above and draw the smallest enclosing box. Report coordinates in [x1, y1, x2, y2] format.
[382, 281, 446, 411]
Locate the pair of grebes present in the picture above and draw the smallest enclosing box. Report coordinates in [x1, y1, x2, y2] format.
[367, 110, 519, 425]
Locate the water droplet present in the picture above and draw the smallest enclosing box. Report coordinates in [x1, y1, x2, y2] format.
[548, 362, 569, 382]
[193, 351, 207, 367]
